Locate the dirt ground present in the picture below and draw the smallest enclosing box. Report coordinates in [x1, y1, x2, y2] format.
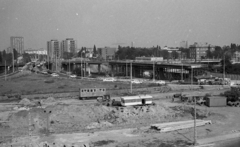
[0, 95, 240, 147]
[0, 73, 239, 147]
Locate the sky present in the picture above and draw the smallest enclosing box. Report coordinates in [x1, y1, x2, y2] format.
[0, 0, 240, 51]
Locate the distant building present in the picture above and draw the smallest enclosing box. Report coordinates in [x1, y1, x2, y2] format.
[233, 51, 240, 62]
[47, 40, 60, 60]
[162, 46, 179, 51]
[6, 47, 13, 54]
[189, 42, 215, 61]
[180, 41, 188, 49]
[10, 36, 24, 55]
[61, 38, 77, 57]
[98, 47, 117, 60]
[24, 48, 47, 55]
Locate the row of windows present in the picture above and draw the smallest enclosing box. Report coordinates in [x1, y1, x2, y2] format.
[81, 88, 106, 93]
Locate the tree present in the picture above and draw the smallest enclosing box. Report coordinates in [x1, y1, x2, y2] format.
[22, 53, 31, 63]
[13, 48, 18, 60]
[0, 51, 2, 64]
[63, 52, 74, 59]
[171, 51, 179, 59]
[93, 45, 97, 57]
[2, 50, 6, 61]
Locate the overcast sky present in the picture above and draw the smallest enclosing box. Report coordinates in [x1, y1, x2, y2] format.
[0, 0, 240, 50]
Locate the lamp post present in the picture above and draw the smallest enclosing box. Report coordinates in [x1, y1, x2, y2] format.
[194, 96, 197, 145]
[130, 61, 132, 93]
[5, 60, 6, 81]
[223, 51, 231, 80]
[81, 52, 82, 78]
[223, 54, 225, 80]
[153, 61, 155, 82]
[181, 63, 183, 81]
[191, 66, 193, 85]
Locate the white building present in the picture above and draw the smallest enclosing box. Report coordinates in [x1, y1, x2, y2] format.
[24, 48, 47, 55]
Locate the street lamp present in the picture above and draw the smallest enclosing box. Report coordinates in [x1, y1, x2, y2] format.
[130, 61, 132, 93]
[181, 63, 183, 81]
[223, 51, 231, 80]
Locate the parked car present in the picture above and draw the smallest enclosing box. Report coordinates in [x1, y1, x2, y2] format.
[51, 73, 59, 77]
[42, 71, 48, 75]
[103, 77, 116, 82]
[131, 80, 142, 84]
[69, 74, 77, 78]
[155, 80, 166, 85]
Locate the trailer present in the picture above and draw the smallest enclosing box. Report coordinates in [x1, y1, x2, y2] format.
[79, 88, 110, 102]
[120, 95, 153, 106]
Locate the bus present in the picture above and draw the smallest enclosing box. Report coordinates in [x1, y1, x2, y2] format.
[120, 95, 153, 106]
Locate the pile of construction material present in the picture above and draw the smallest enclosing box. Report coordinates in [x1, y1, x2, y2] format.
[151, 119, 211, 132]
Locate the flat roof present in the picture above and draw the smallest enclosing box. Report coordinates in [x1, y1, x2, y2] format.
[121, 95, 152, 100]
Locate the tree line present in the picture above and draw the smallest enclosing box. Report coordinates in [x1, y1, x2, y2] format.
[0, 49, 31, 65]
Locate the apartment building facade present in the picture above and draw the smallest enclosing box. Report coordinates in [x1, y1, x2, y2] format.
[47, 40, 60, 60]
[61, 38, 77, 57]
[10, 36, 24, 55]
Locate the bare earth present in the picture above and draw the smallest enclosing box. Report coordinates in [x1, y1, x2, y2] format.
[0, 73, 239, 147]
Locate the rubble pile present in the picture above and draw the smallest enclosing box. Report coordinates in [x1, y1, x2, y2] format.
[18, 98, 35, 106]
[45, 104, 172, 133]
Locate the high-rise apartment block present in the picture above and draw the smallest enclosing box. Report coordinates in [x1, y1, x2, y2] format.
[61, 38, 77, 57]
[47, 40, 60, 60]
[10, 36, 24, 55]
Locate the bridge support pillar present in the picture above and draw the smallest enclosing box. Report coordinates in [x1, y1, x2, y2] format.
[98, 64, 101, 74]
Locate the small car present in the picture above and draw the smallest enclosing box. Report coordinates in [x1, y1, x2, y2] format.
[155, 80, 166, 85]
[51, 73, 59, 77]
[69, 74, 77, 78]
[103, 78, 116, 82]
[131, 80, 142, 84]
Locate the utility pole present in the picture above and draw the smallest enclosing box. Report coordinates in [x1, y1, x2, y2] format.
[5, 60, 6, 81]
[181, 63, 183, 81]
[191, 67, 193, 85]
[153, 61, 155, 81]
[125, 56, 128, 77]
[194, 96, 197, 145]
[81, 52, 82, 78]
[12, 49, 14, 72]
[223, 54, 225, 80]
[130, 61, 132, 93]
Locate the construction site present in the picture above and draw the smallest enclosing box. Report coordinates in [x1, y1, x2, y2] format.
[0, 67, 240, 147]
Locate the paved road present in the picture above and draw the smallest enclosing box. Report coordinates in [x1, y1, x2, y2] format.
[215, 137, 240, 147]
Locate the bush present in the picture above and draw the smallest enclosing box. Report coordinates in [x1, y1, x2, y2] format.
[44, 80, 54, 83]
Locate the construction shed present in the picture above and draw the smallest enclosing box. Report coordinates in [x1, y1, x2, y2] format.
[205, 96, 227, 107]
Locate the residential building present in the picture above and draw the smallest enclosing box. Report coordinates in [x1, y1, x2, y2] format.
[47, 40, 60, 60]
[233, 51, 240, 62]
[24, 48, 47, 55]
[189, 42, 215, 61]
[10, 36, 24, 55]
[180, 41, 188, 49]
[61, 38, 77, 57]
[98, 47, 117, 60]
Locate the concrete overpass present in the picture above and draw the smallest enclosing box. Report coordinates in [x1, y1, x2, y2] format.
[60, 59, 209, 81]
